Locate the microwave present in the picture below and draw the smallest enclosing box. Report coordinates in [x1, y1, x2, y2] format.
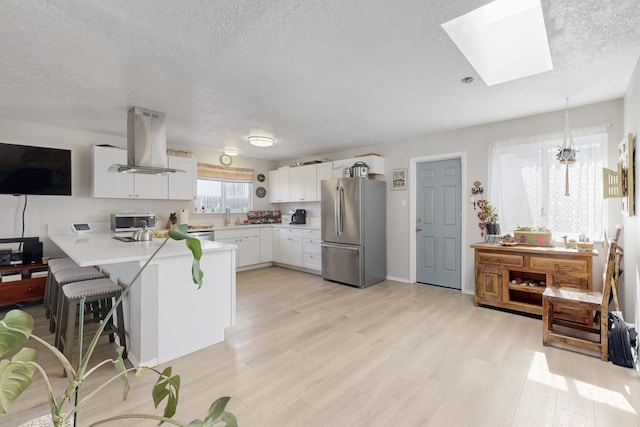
[111, 213, 156, 232]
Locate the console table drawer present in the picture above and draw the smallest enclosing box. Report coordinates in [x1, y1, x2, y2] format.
[477, 253, 523, 267]
[530, 257, 587, 273]
[0, 277, 46, 305]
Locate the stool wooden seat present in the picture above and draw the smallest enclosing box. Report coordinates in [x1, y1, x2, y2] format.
[56, 278, 127, 367]
[50, 266, 105, 334]
[542, 229, 621, 360]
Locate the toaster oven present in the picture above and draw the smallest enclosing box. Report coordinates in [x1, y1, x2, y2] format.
[111, 213, 157, 232]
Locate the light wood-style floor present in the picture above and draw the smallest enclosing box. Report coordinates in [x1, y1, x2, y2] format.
[3, 267, 639, 426]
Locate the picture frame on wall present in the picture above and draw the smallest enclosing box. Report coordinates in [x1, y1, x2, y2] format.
[391, 168, 407, 190]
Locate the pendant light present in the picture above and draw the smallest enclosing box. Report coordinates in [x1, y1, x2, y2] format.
[556, 98, 577, 196]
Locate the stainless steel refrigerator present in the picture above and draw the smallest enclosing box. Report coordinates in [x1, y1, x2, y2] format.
[321, 177, 386, 287]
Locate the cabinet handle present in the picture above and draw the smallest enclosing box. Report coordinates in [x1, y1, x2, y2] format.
[27, 287, 33, 292]
[554, 264, 560, 269]
[496, 258, 501, 263]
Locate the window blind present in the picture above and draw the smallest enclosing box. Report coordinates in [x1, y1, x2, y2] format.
[197, 163, 254, 183]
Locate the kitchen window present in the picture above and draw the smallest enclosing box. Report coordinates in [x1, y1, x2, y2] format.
[195, 163, 253, 213]
[488, 126, 608, 241]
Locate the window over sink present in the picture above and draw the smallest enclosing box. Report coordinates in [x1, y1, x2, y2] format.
[195, 163, 253, 213]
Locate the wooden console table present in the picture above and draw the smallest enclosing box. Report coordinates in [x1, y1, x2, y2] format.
[471, 243, 598, 323]
[0, 263, 48, 306]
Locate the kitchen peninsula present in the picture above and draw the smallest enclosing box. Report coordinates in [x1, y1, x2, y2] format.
[47, 224, 236, 367]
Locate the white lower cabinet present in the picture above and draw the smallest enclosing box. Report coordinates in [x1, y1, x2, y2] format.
[260, 227, 273, 263]
[278, 228, 303, 266]
[215, 228, 261, 268]
[302, 229, 321, 271]
[274, 227, 321, 272]
[215, 226, 321, 273]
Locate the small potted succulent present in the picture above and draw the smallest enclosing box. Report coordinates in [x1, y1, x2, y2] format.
[476, 200, 500, 236]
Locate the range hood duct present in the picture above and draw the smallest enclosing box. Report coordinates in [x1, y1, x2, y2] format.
[108, 107, 184, 175]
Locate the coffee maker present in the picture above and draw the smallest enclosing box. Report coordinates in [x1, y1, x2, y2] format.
[290, 209, 306, 224]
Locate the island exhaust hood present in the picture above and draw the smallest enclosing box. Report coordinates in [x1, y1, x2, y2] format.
[109, 107, 184, 175]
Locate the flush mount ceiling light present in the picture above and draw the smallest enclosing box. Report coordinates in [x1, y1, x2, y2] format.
[223, 147, 239, 156]
[442, 0, 553, 86]
[248, 136, 275, 147]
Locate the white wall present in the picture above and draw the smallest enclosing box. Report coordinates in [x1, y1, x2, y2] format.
[1, 99, 627, 298]
[0, 117, 276, 258]
[285, 99, 624, 294]
[623, 56, 640, 331]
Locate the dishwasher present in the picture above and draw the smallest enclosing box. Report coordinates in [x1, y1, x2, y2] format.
[186, 229, 215, 241]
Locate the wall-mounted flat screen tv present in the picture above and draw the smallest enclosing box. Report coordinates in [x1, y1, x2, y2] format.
[0, 143, 72, 196]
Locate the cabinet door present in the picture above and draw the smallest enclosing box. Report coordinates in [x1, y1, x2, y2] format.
[278, 167, 290, 202]
[272, 228, 281, 262]
[289, 164, 317, 202]
[268, 170, 281, 203]
[238, 235, 261, 267]
[302, 164, 317, 201]
[217, 238, 239, 266]
[260, 227, 273, 263]
[134, 174, 168, 199]
[476, 266, 502, 301]
[279, 235, 302, 266]
[316, 162, 333, 201]
[289, 167, 304, 201]
[92, 146, 134, 198]
[168, 156, 196, 200]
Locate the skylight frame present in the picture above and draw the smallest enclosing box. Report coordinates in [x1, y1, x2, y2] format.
[441, 0, 553, 86]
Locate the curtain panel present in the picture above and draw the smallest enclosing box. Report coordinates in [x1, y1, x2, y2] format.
[488, 126, 608, 240]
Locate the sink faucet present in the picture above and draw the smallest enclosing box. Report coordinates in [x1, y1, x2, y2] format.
[224, 206, 231, 226]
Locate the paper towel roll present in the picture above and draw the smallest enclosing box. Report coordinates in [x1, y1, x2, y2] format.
[179, 209, 189, 226]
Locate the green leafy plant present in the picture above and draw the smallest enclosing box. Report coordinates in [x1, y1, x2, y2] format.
[515, 225, 550, 232]
[476, 200, 498, 224]
[0, 224, 237, 427]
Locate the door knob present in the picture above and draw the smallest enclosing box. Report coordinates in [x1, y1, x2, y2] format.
[416, 225, 422, 232]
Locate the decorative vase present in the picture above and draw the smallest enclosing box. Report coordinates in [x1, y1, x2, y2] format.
[486, 223, 500, 236]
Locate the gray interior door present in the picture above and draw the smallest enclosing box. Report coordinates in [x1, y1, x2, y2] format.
[416, 158, 461, 289]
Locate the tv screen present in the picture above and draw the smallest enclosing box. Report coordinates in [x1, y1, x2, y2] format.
[0, 143, 72, 196]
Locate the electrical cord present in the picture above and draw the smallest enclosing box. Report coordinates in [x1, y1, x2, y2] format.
[18, 195, 27, 251]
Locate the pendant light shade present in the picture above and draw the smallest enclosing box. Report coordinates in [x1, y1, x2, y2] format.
[248, 136, 275, 147]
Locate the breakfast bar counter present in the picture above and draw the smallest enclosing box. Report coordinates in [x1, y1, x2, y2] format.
[48, 225, 237, 367]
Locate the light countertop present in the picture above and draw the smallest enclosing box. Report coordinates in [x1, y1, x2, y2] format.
[48, 231, 237, 267]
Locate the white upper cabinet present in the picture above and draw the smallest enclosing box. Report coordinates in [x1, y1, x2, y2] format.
[268, 167, 290, 203]
[268, 162, 334, 203]
[316, 162, 333, 198]
[289, 164, 317, 202]
[168, 156, 196, 200]
[92, 145, 194, 200]
[92, 146, 134, 198]
[134, 173, 169, 199]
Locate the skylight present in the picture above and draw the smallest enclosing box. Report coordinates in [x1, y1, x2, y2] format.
[442, 0, 553, 86]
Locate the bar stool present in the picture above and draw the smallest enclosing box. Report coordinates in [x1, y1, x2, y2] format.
[44, 258, 79, 319]
[56, 278, 127, 366]
[49, 266, 105, 334]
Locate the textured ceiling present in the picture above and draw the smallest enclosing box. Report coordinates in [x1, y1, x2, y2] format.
[1, 0, 639, 160]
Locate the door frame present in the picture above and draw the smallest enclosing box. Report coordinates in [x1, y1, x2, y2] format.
[409, 152, 467, 289]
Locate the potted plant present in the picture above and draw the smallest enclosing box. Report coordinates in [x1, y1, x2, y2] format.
[0, 224, 237, 427]
[476, 199, 500, 236]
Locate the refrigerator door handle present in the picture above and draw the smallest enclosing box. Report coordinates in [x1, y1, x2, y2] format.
[321, 242, 360, 251]
[335, 186, 344, 236]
